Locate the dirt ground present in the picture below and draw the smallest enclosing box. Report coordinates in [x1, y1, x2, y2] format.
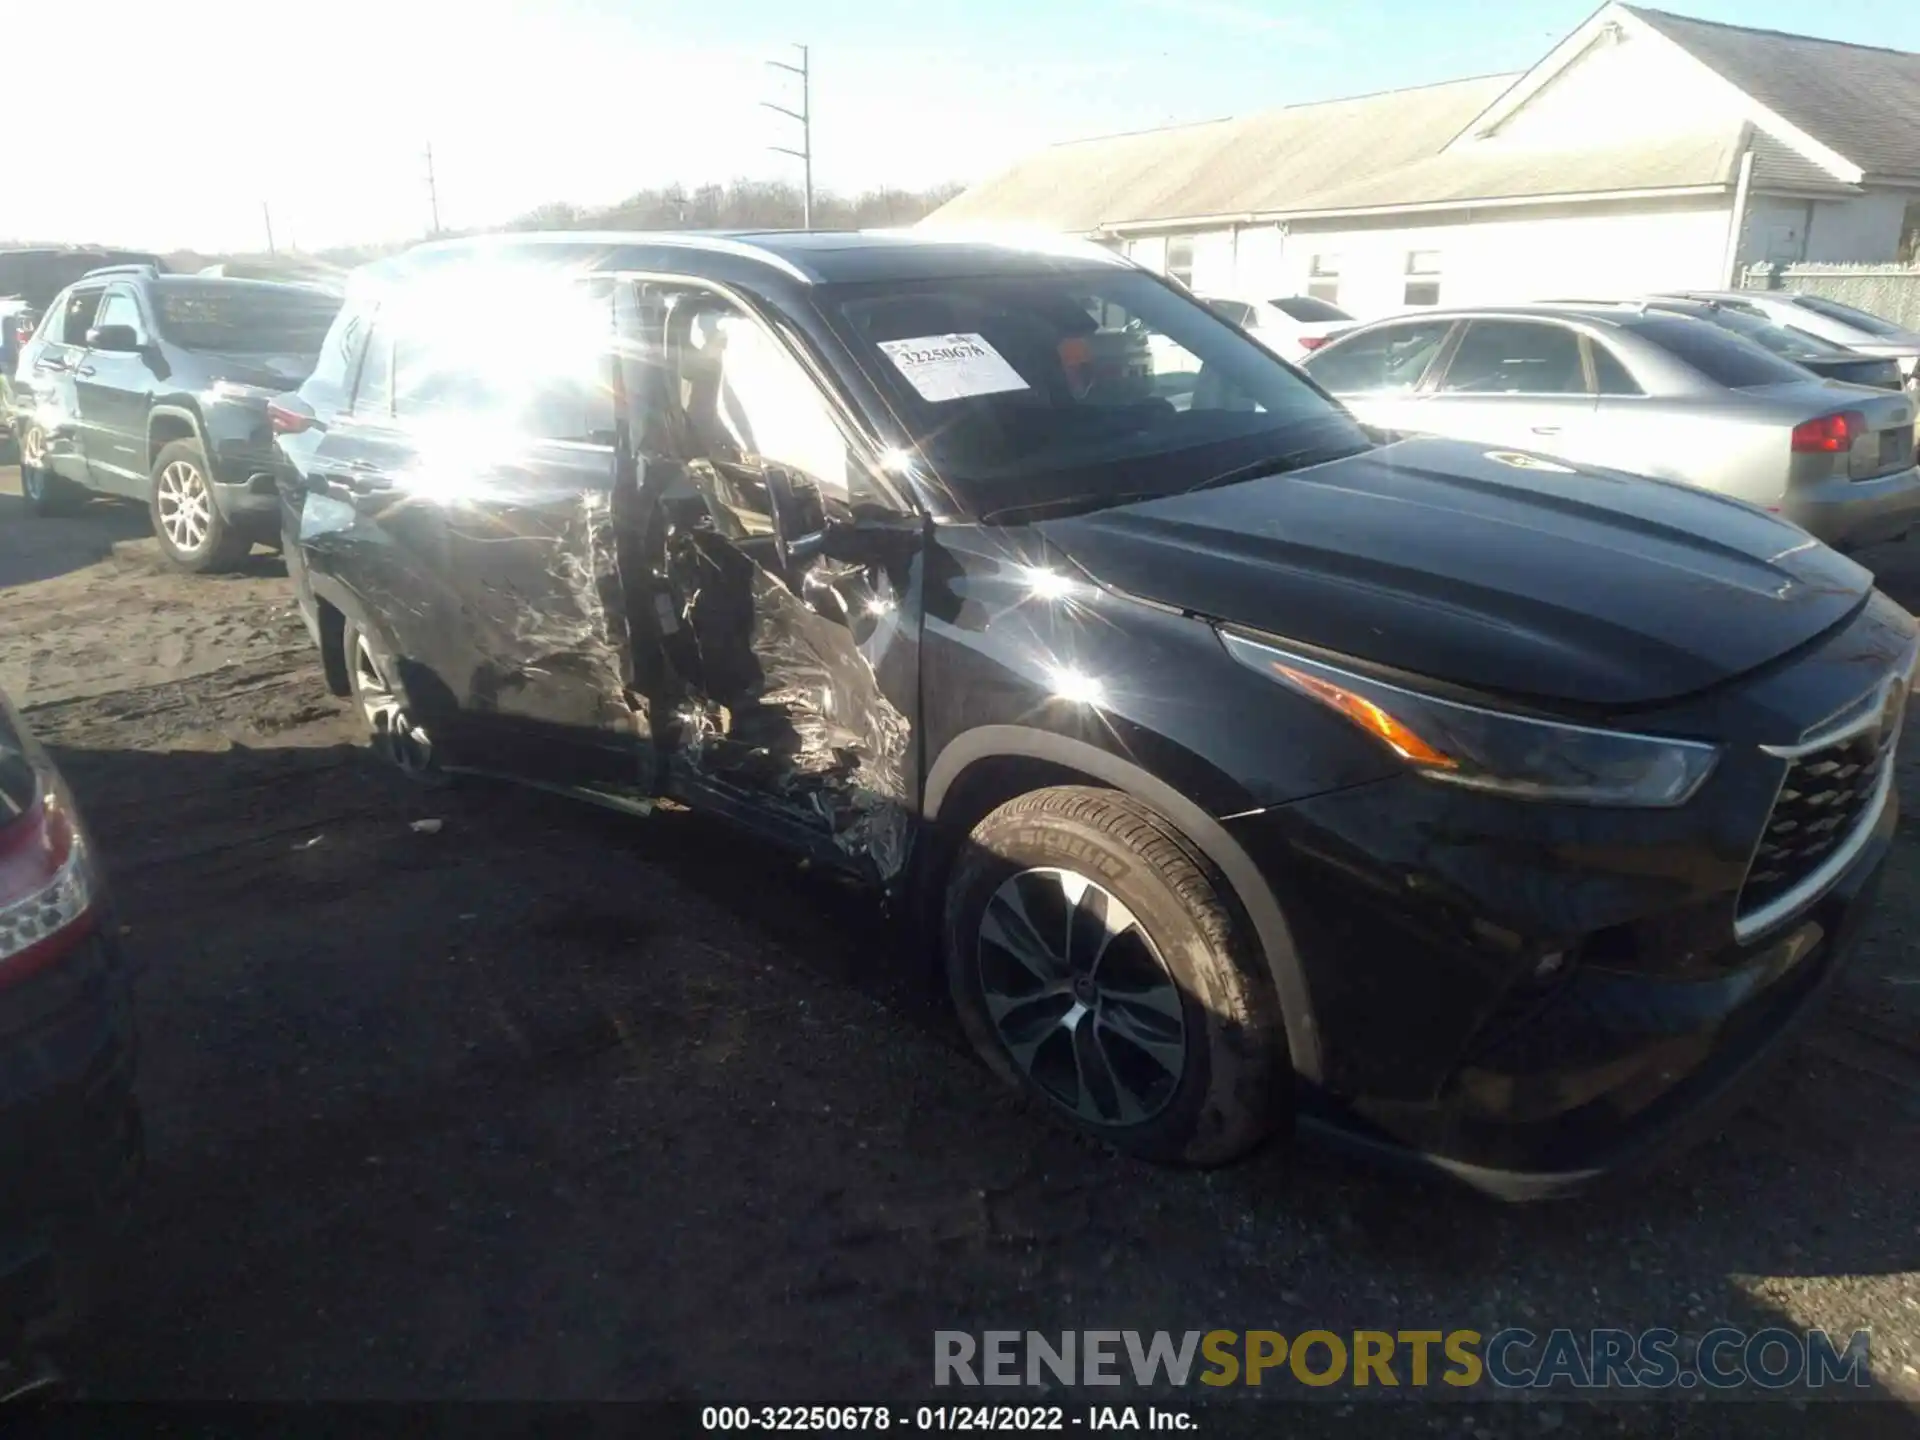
[5, 468, 1920, 1435]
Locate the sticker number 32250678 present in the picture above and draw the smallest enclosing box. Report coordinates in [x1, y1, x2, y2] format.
[876, 333, 1031, 403]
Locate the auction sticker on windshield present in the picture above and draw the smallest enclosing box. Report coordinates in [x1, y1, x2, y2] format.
[877, 333, 1030, 402]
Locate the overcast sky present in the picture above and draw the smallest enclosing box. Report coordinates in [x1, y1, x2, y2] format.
[9, 0, 1918, 254]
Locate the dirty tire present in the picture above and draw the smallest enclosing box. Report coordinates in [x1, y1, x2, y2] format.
[944, 785, 1286, 1166]
[343, 618, 447, 787]
[20, 426, 86, 516]
[149, 438, 253, 573]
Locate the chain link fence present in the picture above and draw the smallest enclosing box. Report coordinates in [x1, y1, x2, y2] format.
[1738, 262, 1920, 329]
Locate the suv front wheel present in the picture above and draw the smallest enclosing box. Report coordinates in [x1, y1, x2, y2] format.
[19, 424, 86, 516]
[943, 785, 1286, 1165]
[149, 438, 253, 573]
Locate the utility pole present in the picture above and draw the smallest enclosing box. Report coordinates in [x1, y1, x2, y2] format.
[762, 44, 812, 229]
[262, 201, 276, 255]
[424, 143, 442, 237]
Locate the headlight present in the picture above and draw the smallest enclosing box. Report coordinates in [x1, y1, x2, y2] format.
[1220, 631, 1719, 807]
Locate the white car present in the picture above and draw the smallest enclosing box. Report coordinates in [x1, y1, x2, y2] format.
[1658, 290, 1920, 395]
[1200, 295, 1355, 361]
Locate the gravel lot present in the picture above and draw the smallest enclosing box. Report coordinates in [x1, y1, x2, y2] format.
[4, 467, 1920, 1435]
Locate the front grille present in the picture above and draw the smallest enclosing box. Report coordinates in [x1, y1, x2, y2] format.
[1738, 691, 1902, 922]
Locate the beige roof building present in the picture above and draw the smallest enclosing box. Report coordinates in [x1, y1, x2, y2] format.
[928, 5, 1920, 318]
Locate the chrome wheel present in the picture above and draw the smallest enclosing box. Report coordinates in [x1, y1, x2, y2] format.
[352, 631, 434, 775]
[976, 866, 1188, 1126]
[155, 459, 212, 554]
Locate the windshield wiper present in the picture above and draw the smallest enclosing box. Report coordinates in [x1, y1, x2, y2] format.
[982, 490, 1174, 524]
[1181, 440, 1367, 495]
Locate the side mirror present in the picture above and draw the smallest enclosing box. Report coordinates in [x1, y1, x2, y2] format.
[86, 323, 144, 353]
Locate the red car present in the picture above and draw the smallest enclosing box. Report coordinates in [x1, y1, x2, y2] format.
[0, 689, 138, 1394]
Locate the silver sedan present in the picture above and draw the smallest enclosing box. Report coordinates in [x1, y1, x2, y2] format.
[1301, 304, 1920, 550]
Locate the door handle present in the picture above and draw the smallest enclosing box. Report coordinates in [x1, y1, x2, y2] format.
[75, 365, 96, 377]
[40, 358, 69, 372]
[1530, 425, 1560, 436]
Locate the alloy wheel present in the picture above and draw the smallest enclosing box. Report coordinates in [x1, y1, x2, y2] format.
[352, 632, 435, 776]
[976, 866, 1188, 1126]
[20, 426, 47, 500]
[155, 460, 213, 555]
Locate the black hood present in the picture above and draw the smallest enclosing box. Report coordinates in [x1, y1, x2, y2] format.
[1037, 437, 1873, 708]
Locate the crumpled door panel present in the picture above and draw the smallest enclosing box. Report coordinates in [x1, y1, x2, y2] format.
[655, 460, 916, 881]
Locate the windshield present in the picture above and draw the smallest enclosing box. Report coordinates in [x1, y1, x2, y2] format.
[818, 267, 1369, 521]
[1791, 294, 1908, 338]
[152, 280, 343, 354]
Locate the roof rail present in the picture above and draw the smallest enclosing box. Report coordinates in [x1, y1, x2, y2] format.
[79, 262, 159, 281]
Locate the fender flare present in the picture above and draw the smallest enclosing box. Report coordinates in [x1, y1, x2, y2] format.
[146, 402, 208, 469]
[305, 571, 408, 699]
[923, 725, 1322, 1083]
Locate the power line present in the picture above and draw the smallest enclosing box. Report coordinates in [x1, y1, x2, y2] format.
[762, 44, 812, 229]
[424, 143, 442, 238]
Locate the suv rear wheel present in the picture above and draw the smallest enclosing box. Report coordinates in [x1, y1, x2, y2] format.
[149, 438, 252, 573]
[19, 424, 85, 516]
[344, 619, 443, 784]
[943, 785, 1285, 1165]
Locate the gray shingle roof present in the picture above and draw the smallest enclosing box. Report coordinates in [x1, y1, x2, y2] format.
[927, 75, 1752, 230]
[1746, 133, 1858, 194]
[928, 76, 1516, 230]
[1625, 6, 1920, 179]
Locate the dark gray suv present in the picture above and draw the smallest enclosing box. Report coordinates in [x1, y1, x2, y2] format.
[12, 267, 340, 572]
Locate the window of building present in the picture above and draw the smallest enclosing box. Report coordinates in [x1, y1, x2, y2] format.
[1403, 251, 1442, 308]
[1164, 237, 1196, 290]
[1901, 199, 1920, 266]
[1307, 255, 1340, 305]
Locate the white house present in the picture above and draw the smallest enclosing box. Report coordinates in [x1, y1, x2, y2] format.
[925, 4, 1920, 318]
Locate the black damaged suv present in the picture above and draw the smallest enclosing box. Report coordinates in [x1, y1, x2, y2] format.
[12, 267, 340, 571]
[275, 233, 1910, 1197]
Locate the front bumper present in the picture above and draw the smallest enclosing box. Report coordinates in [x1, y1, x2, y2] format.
[0, 928, 140, 1342]
[1233, 786, 1890, 1199]
[1223, 594, 1912, 1198]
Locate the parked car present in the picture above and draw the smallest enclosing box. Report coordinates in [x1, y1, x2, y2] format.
[0, 301, 34, 463]
[1657, 290, 1920, 396]
[1551, 297, 1908, 392]
[277, 233, 1911, 1197]
[0, 688, 138, 1380]
[1301, 304, 1920, 550]
[12, 267, 342, 570]
[1202, 294, 1354, 359]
